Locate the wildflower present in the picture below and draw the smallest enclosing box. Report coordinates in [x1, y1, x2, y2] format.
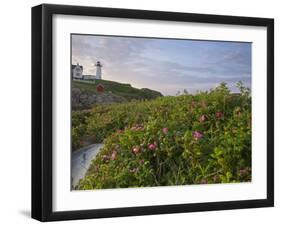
[216, 112, 223, 119]
[148, 142, 157, 151]
[111, 150, 117, 160]
[199, 115, 207, 123]
[132, 146, 141, 155]
[136, 124, 144, 130]
[131, 124, 144, 131]
[102, 155, 110, 162]
[162, 127, 169, 134]
[129, 168, 139, 173]
[193, 131, 203, 140]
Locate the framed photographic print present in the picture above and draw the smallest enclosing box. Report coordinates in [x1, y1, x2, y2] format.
[32, 4, 274, 221]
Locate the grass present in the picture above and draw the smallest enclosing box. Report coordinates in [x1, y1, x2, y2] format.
[72, 79, 163, 101]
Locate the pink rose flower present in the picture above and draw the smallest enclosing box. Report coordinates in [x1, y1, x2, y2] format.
[216, 112, 223, 119]
[199, 115, 207, 123]
[111, 150, 117, 160]
[162, 127, 169, 134]
[132, 146, 141, 155]
[193, 131, 203, 140]
[148, 143, 157, 151]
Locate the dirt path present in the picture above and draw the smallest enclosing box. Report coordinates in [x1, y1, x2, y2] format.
[71, 143, 104, 188]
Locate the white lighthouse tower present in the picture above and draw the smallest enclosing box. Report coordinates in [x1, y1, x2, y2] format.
[95, 61, 102, 79]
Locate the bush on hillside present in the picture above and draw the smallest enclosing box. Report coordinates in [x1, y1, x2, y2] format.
[73, 82, 251, 189]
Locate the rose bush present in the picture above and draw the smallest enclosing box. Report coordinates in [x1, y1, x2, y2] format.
[73, 82, 251, 189]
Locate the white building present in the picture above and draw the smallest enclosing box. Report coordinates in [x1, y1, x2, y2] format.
[83, 75, 95, 81]
[72, 61, 102, 80]
[72, 63, 83, 79]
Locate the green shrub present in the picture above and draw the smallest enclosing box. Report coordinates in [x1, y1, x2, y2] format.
[73, 82, 251, 189]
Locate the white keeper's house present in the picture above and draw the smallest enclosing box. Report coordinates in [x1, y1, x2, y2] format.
[72, 63, 83, 79]
[72, 61, 102, 80]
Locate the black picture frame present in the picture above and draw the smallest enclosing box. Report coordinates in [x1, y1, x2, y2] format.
[32, 4, 274, 222]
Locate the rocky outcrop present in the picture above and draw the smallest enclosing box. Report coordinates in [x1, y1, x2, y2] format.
[72, 87, 127, 109]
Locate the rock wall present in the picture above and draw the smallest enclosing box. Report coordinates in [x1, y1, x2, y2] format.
[72, 87, 127, 109]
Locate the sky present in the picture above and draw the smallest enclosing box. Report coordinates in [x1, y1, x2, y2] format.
[71, 34, 251, 96]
